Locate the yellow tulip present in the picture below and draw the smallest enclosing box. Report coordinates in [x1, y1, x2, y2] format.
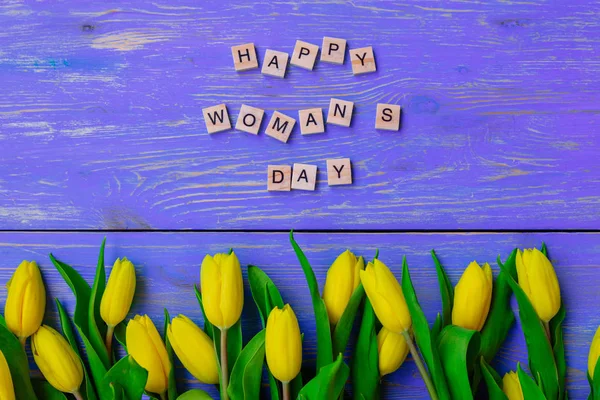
[126, 315, 171, 395]
[0, 349, 15, 400]
[4, 260, 46, 342]
[377, 327, 409, 376]
[588, 326, 600, 378]
[452, 261, 493, 331]
[516, 248, 561, 322]
[200, 251, 244, 330]
[502, 371, 524, 400]
[100, 257, 136, 327]
[265, 304, 302, 383]
[322, 251, 364, 325]
[359, 259, 411, 333]
[167, 315, 219, 384]
[32, 325, 83, 394]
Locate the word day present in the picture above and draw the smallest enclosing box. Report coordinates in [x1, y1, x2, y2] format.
[268, 159, 352, 191]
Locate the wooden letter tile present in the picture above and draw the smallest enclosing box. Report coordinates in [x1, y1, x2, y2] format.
[290, 40, 319, 70]
[261, 49, 289, 78]
[291, 163, 317, 191]
[327, 98, 354, 127]
[202, 104, 231, 134]
[267, 165, 292, 191]
[327, 158, 352, 186]
[321, 37, 346, 64]
[375, 103, 402, 131]
[235, 104, 264, 135]
[349, 46, 376, 75]
[231, 43, 258, 71]
[265, 111, 296, 143]
[298, 108, 325, 135]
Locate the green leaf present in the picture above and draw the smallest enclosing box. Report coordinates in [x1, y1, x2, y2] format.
[32, 380, 67, 400]
[431, 314, 443, 339]
[437, 325, 480, 400]
[76, 325, 109, 400]
[103, 355, 148, 400]
[114, 322, 127, 353]
[592, 359, 600, 400]
[177, 389, 214, 400]
[248, 265, 284, 327]
[431, 250, 454, 327]
[517, 363, 547, 399]
[164, 309, 178, 400]
[50, 253, 92, 338]
[332, 279, 365, 358]
[551, 303, 567, 400]
[480, 358, 508, 400]
[499, 257, 559, 400]
[109, 383, 124, 400]
[0, 323, 37, 400]
[401, 256, 451, 400]
[351, 299, 379, 400]
[298, 354, 349, 400]
[89, 238, 110, 370]
[194, 284, 216, 341]
[0, 314, 6, 327]
[290, 230, 333, 371]
[227, 329, 266, 400]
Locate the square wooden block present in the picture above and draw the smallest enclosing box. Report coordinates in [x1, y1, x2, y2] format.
[349, 46, 376, 75]
[327, 98, 354, 127]
[290, 40, 319, 70]
[298, 108, 325, 135]
[292, 163, 317, 191]
[202, 104, 231, 134]
[235, 104, 264, 135]
[261, 49, 289, 78]
[265, 111, 296, 143]
[327, 158, 352, 186]
[375, 103, 402, 131]
[267, 165, 292, 191]
[231, 43, 258, 71]
[321, 37, 346, 64]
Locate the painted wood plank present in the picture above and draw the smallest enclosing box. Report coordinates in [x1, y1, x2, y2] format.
[0, 1, 599, 230]
[0, 232, 595, 398]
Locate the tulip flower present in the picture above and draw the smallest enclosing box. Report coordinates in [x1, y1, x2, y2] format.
[452, 261, 493, 331]
[377, 327, 409, 376]
[588, 326, 600, 378]
[516, 248, 561, 322]
[266, 304, 302, 400]
[127, 315, 171, 397]
[4, 260, 46, 345]
[322, 250, 364, 325]
[167, 315, 219, 384]
[100, 257, 136, 357]
[32, 325, 84, 398]
[502, 371, 524, 400]
[0, 349, 15, 400]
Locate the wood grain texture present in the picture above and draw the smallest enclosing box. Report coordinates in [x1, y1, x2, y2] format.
[0, 232, 596, 398]
[0, 1, 599, 229]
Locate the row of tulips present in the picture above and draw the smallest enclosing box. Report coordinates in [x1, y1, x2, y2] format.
[0, 232, 595, 399]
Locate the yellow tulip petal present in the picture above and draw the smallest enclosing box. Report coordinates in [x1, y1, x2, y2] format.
[589, 326, 600, 378]
[377, 327, 408, 376]
[0, 350, 15, 400]
[127, 316, 169, 394]
[266, 304, 302, 383]
[4, 261, 46, 339]
[502, 371, 524, 400]
[201, 254, 224, 328]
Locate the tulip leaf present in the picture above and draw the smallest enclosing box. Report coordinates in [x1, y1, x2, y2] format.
[0, 323, 37, 400]
[431, 250, 454, 328]
[401, 256, 451, 400]
[50, 253, 92, 338]
[163, 309, 178, 400]
[298, 354, 349, 400]
[551, 302, 567, 400]
[103, 355, 148, 400]
[89, 238, 111, 370]
[0, 314, 5, 327]
[247, 265, 284, 327]
[352, 298, 379, 400]
[431, 313, 443, 342]
[76, 325, 110, 400]
[480, 358, 508, 400]
[109, 383, 124, 400]
[177, 389, 214, 399]
[290, 230, 333, 371]
[499, 258, 559, 400]
[32, 380, 67, 400]
[114, 322, 127, 353]
[227, 329, 266, 400]
[194, 284, 216, 341]
[517, 363, 546, 399]
[591, 359, 600, 400]
[437, 325, 480, 400]
[333, 281, 365, 358]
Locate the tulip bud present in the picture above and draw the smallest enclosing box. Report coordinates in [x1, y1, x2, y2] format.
[588, 326, 600, 378]
[322, 251, 364, 325]
[4, 260, 46, 342]
[359, 259, 411, 333]
[265, 304, 302, 383]
[167, 315, 219, 384]
[200, 251, 244, 330]
[377, 327, 409, 376]
[452, 261, 493, 331]
[0, 349, 15, 400]
[516, 248, 561, 322]
[32, 325, 83, 394]
[502, 371, 524, 400]
[100, 257, 136, 327]
[126, 315, 171, 395]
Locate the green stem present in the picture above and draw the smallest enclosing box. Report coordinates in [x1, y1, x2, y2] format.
[73, 390, 84, 400]
[220, 328, 229, 400]
[159, 392, 167, 400]
[19, 336, 26, 351]
[401, 330, 439, 400]
[543, 321, 552, 343]
[282, 381, 290, 400]
[105, 325, 115, 364]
